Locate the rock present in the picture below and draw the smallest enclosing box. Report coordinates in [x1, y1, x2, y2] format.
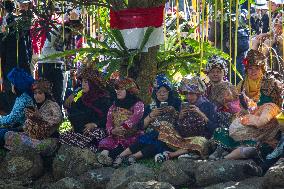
[175, 159, 207, 176]
[32, 172, 55, 189]
[127, 180, 175, 189]
[106, 164, 155, 189]
[204, 177, 265, 189]
[35, 138, 60, 157]
[48, 177, 84, 189]
[0, 146, 43, 182]
[264, 158, 284, 188]
[157, 160, 195, 187]
[0, 180, 31, 189]
[195, 160, 256, 187]
[53, 145, 102, 180]
[79, 167, 115, 189]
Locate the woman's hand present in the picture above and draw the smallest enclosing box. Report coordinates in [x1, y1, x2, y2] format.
[83, 123, 98, 135]
[149, 108, 163, 118]
[179, 107, 190, 119]
[162, 106, 176, 114]
[64, 94, 74, 108]
[189, 105, 209, 122]
[111, 127, 126, 137]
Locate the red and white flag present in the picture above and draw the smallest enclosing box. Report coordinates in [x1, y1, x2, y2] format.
[110, 6, 164, 52]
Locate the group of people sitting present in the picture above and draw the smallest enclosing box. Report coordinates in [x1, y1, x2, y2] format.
[0, 49, 283, 176]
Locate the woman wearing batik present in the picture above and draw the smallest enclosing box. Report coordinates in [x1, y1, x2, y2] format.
[4, 79, 63, 153]
[204, 55, 229, 103]
[97, 77, 144, 165]
[155, 76, 219, 162]
[212, 101, 281, 160]
[237, 49, 282, 107]
[0, 68, 34, 145]
[110, 74, 181, 167]
[237, 49, 284, 160]
[60, 66, 112, 152]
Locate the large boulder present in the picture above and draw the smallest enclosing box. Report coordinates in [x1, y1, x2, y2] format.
[204, 177, 265, 189]
[195, 160, 256, 187]
[32, 172, 55, 189]
[79, 167, 115, 189]
[128, 180, 175, 189]
[53, 145, 102, 180]
[0, 180, 31, 189]
[48, 177, 84, 189]
[157, 160, 195, 188]
[0, 146, 43, 182]
[106, 164, 155, 189]
[264, 158, 284, 188]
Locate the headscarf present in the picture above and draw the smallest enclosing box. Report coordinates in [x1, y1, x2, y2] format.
[114, 77, 139, 95]
[32, 78, 54, 102]
[179, 76, 207, 95]
[204, 55, 228, 75]
[7, 67, 34, 94]
[114, 77, 140, 109]
[242, 49, 266, 73]
[78, 66, 109, 118]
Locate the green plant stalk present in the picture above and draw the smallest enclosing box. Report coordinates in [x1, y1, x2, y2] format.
[234, 0, 239, 85]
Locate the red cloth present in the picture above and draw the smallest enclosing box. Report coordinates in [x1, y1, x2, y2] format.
[110, 6, 164, 30]
[31, 20, 47, 55]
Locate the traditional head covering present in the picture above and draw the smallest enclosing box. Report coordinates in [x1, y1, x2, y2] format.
[7, 68, 34, 93]
[243, 49, 266, 72]
[204, 55, 228, 75]
[210, 82, 238, 106]
[77, 66, 106, 88]
[115, 77, 139, 95]
[179, 76, 207, 95]
[32, 78, 53, 96]
[153, 74, 172, 91]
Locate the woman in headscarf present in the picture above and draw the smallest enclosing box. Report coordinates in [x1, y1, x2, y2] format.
[154, 76, 219, 162]
[110, 74, 181, 167]
[97, 77, 144, 165]
[237, 49, 283, 107]
[60, 66, 112, 152]
[4, 79, 63, 153]
[0, 68, 34, 145]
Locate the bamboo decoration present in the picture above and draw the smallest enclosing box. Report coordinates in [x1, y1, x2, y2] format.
[269, 0, 273, 70]
[229, 0, 232, 83]
[220, 0, 224, 51]
[234, 0, 239, 85]
[200, 0, 206, 73]
[176, 0, 181, 50]
[205, 4, 209, 42]
[214, 0, 217, 47]
[248, 0, 252, 49]
[282, 4, 284, 65]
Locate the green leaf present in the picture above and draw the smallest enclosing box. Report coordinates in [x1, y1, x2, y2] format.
[139, 27, 154, 52]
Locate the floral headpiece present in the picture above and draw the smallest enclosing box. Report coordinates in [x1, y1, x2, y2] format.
[115, 77, 139, 95]
[242, 49, 266, 72]
[179, 76, 207, 95]
[205, 55, 228, 75]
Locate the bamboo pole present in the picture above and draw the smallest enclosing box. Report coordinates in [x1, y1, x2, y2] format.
[205, 4, 209, 42]
[229, 0, 232, 82]
[176, 0, 181, 50]
[200, 0, 205, 73]
[248, 0, 252, 49]
[269, 0, 273, 70]
[234, 0, 239, 85]
[214, 0, 217, 47]
[220, 0, 224, 51]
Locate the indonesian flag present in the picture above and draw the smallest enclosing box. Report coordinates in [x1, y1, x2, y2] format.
[110, 6, 164, 52]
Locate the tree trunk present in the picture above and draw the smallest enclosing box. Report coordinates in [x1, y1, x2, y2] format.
[112, 0, 166, 104]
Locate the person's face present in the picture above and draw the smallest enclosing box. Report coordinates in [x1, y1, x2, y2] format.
[186, 93, 199, 104]
[271, 2, 278, 12]
[208, 68, 225, 84]
[116, 89, 127, 100]
[156, 86, 169, 102]
[247, 65, 262, 80]
[19, 3, 29, 11]
[82, 79, 90, 93]
[34, 89, 46, 104]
